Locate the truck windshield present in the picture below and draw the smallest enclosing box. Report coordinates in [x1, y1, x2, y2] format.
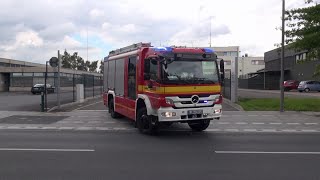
[160, 59, 219, 84]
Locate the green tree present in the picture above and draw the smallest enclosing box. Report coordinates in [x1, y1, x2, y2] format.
[76, 57, 86, 71]
[61, 50, 72, 69]
[285, 2, 320, 76]
[84, 60, 91, 72]
[99, 60, 104, 74]
[89, 60, 98, 72]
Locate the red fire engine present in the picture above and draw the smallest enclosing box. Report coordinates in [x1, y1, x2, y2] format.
[103, 42, 225, 134]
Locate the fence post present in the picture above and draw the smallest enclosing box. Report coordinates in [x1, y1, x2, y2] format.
[93, 75, 94, 97]
[73, 74, 75, 102]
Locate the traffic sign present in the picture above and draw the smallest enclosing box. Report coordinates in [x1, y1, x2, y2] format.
[49, 57, 59, 67]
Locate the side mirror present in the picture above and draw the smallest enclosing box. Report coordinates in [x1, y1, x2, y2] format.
[147, 81, 153, 89]
[144, 73, 150, 80]
[219, 59, 225, 84]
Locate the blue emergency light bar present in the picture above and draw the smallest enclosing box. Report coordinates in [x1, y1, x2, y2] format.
[153, 47, 214, 53]
[152, 47, 173, 52]
[203, 48, 214, 53]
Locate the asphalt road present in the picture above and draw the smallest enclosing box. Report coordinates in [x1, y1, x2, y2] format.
[0, 130, 319, 180]
[239, 89, 320, 99]
[0, 88, 102, 111]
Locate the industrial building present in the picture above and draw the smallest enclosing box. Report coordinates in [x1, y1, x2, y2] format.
[0, 58, 102, 92]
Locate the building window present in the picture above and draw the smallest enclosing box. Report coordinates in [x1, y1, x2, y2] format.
[224, 61, 231, 65]
[12, 73, 23, 77]
[34, 73, 44, 77]
[23, 73, 33, 77]
[251, 60, 265, 65]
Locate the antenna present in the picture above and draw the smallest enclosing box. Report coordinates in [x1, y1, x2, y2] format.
[209, 16, 212, 47]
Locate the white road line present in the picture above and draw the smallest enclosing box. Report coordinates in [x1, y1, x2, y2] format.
[248, 115, 258, 117]
[261, 129, 277, 132]
[0, 148, 95, 152]
[287, 123, 300, 125]
[214, 151, 320, 155]
[301, 129, 318, 132]
[224, 129, 239, 132]
[206, 129, 221, 132]
[74, 101, 103, 110]
[217, 122, 230, 125]
[252, 122, 265, 125]
[58, 127, 74, 130]
[262, 115, 274, 117]
[305, 123, 318, 125]
[243, 129, 257, 132]
[281, 129, 297, 132]
[236, 122, 248, 125]
[270, 123, 282, 125]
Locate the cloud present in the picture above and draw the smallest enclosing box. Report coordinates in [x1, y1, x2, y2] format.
[0, 0, 313, 64]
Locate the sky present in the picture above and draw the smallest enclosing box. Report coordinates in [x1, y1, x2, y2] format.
[0, 0, 317, 64]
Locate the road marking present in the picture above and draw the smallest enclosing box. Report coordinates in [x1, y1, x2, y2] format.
[270, 123, 282, 125]
[252, 122, 265, 125]
[236, 122, 248, 125]
[214, 151, 320, 155]
[262, 115, 274, 117]
[217, 122, 230, 125]
[0, 148, 95, 152]
[206, 129, 221, 132]
[281, 129, 297, 132]
[248, 115, 258, 117]
[261, 129, 277, 132]
[74, 101, 103, 110]
[224, 129, 239, 132]
[287, 123, 300, 125]
[58, 127, 74, 130]
[305, 123, 318, 125]
[76, 127, 95, 130]
[301, 129, 318, 132]
[243, 129, 257, 132]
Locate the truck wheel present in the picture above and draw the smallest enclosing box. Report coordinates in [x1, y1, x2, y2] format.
[108, 98, 121, 118]
[188, 120, 210, 131]
[304, 88, 310, 92]
[137, 107, 158, 134]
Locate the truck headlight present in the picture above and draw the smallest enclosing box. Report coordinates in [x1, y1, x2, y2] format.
[161, 112, 176, 117]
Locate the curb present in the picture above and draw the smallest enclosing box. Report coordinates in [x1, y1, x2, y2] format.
[223, 98, 244, 111]
[47, 95, 102, 112]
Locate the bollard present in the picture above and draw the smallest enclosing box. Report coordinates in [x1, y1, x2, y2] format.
[40, 92, 45, 112]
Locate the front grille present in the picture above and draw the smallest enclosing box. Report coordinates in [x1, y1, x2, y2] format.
[178, 94, 210, 98]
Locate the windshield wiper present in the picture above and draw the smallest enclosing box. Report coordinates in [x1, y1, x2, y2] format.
[192, 77, 216, 84]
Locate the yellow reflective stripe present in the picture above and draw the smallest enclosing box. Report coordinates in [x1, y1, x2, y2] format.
[137, 85, 221, 94]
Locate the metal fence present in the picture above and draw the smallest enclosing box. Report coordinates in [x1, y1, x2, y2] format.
[10, 73, 103, 110]
[222, 71, 231, 99]
[238, 73, 280, 90]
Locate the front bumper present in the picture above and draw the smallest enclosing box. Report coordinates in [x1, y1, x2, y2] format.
[157, 104, 222, 122]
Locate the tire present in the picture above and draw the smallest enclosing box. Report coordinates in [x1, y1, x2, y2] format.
[304, 88, 310, 92]
[299, 90, 303, 93]
[136, 107, 158, 134]
[188, 120, 210, 131]
[108, 98, 121, 118]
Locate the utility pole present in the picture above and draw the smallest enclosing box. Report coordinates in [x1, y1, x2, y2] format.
[280, 0, 285, 112]
[209, 16, 212, 47]
[57, 50, 61, 109]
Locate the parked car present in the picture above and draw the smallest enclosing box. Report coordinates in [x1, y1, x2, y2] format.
[31, 84, 55, 94]
[298, 81, 320, 92]
[283, 80, 300, 91]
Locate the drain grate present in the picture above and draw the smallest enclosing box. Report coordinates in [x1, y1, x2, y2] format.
[0, 115, 69, 124]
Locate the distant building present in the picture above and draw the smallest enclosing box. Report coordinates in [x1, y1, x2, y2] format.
[0, 58, 102, 92]
[205, 46, 264, 77]
[264, 46, 320, 82]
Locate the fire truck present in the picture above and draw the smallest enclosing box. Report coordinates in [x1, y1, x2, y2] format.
[103, 42, 225, 134]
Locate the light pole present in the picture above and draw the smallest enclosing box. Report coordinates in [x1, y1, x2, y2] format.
[280, 0, 285, 112]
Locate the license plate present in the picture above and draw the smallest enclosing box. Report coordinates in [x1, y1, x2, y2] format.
[187, 110, 203, 115]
